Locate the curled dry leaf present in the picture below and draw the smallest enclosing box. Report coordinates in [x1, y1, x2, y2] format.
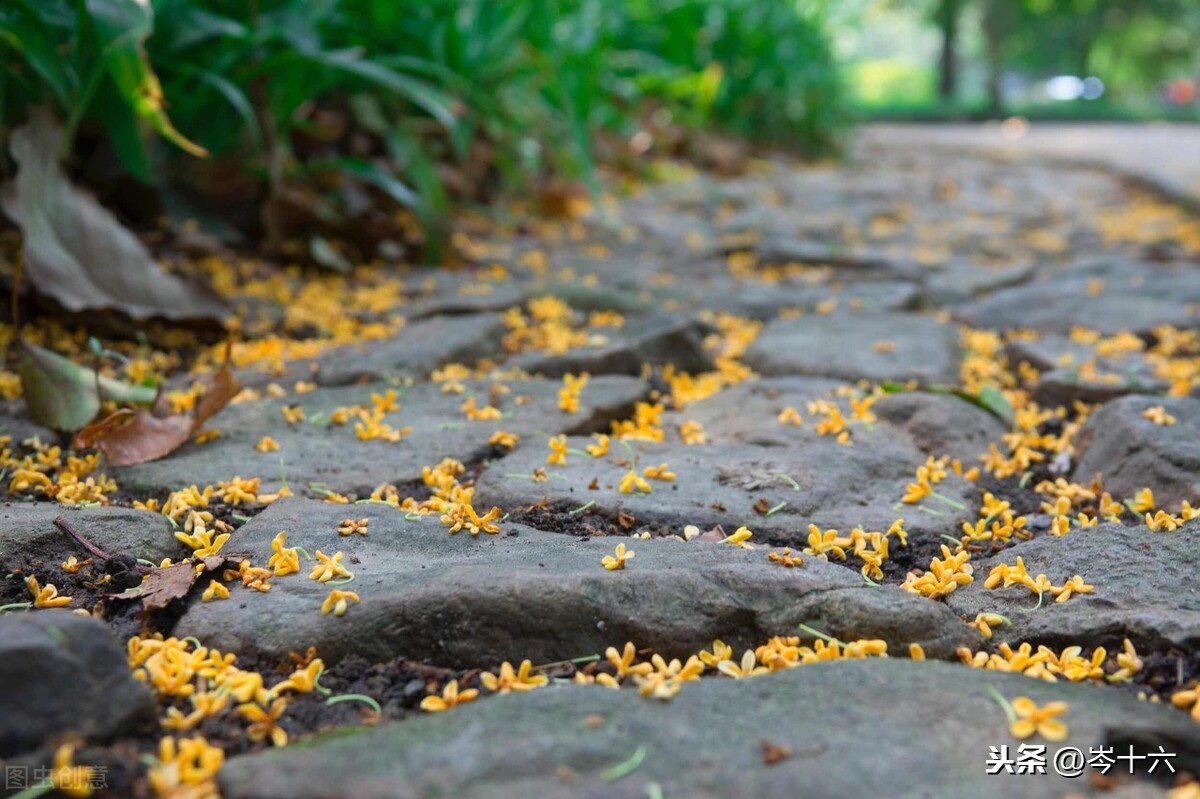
[109, 553, 244, 612]
[74, 346, 241, 466]
[0, 106, 226, 322]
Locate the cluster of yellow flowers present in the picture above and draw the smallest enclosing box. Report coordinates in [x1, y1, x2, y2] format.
[958, 639, 1141, 684]
[957, 491, 1029, 548]
[901, 544, 973, 598]
[611, 401, 665, 441]
[983, 557, 1093, 603]
[803, 520, 905, 581]
[679, 419, 707, 444]
[902, 455, 977, 505]
[4, 438, 117, 506]
[660, 313, 760, 407]
[557, 373, 588, 413]
[502, 296, 595, 355]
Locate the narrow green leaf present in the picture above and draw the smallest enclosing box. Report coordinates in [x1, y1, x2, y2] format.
[18, 341, 155, 432]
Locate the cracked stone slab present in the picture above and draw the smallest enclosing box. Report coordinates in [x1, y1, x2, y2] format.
[510, 313, 713, 377]
[217, 658, 1200, 799]
[312, 313, 509, 386]
[1004, 335, 1169, 407]
[1072, 395, 1200, 508]
[473, 435, 977, 543]
[743, 311, 960, 385]
[952, 259, 1200, 335]
[232, 313, 508, 389]
[693, 277, 919, 320]
[661, 377, 849, 445]
[946, 522, 1200, 652]
[112, 376, 647, 498]
[174, 498, 977, 667]
[0, 503, 181, 563]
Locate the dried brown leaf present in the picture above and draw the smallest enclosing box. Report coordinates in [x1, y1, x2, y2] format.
[74, 353, 240, 466]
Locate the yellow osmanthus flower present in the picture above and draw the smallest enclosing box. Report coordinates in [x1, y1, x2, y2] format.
[193, 429, 221, 445]
[969, 612, 1011, 640]
[440, 501, 503, 536]
[606, 641, 653, 678]
[558, 373, 589, 413]
[804, 525, 849, 560]
[1145, 510, 1182, 532]
[26, 575, 72, 608]
[239, 697, 289, 747]
[723, 526, 754, 549]
[216, 475, 259, 505]
[271, 659, 326, 696]
[619, 470, 652, 494]
[643, 462, 675, 481]
[268, 532, 301, 577]
[281, 405, 305, 425]
[371, 388, 399, 413]
[175, 527, 230, 558]
[255, 435, 281, 453]
[901, 545, 973, 598]
[1130, 488, 1156, 514]
[717, 650, 770, 679]
[321, 589, 360, 617]
[481, 660, 548, 693]
[1052, 575, 1094, 603]
[421, 679, 479, 712]
[162, 692, 229, 732]
[698, 639, 733, 668]
[1008, 697, 1069, 742]
[679, 420, 707, 445]
[147, 736, 224, 797]
[488, 430, 519, 449]
[61, 555, 90, 573]
[461, 395, 503, 421]
[355, 407, 412, 443]
[309, 550, 351, 583]
[46, 742, 94, 798]
[1171, 685, 1200, 722]
[201, 581, 229, 602]
[547, 435, 568, 465]
[338, 518, 369, 536]
[602, 542, 634, 570]
[768, 548, 803, 567]
[611, 402, 665, 442]
[777, 407, 803, 426]
[585, 433, 610, 457]
[1107, 639, 1142, 683]
[1141, 405, 1176, 426]
[633, 654, 705, 700]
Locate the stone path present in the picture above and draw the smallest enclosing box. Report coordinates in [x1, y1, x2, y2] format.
[860, 122, 1200, 207]
[3, 128, 1200, 797]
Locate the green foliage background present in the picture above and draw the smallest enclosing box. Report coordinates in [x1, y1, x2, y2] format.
[1, 0, 844, 230]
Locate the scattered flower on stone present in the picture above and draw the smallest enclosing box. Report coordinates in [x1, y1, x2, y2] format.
[421, 679, 478, 712]
[321, 589, 360, 617]
[602, 543, 634, 570]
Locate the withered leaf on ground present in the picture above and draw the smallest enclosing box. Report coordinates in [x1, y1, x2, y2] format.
[74, 349, 241, 466]
[109, 553, 244, 612]
[0, 106, 225, 322]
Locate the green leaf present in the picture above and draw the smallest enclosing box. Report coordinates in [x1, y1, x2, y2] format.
[18, 341, 155, 432]
[302, 48, 458, 131]
[85, 0, 207, 158]
[0, 1, 74, 108]
[974, 385, 1015, 425]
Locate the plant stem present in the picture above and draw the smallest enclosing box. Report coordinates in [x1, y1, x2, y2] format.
[54, 516, 111, 561]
